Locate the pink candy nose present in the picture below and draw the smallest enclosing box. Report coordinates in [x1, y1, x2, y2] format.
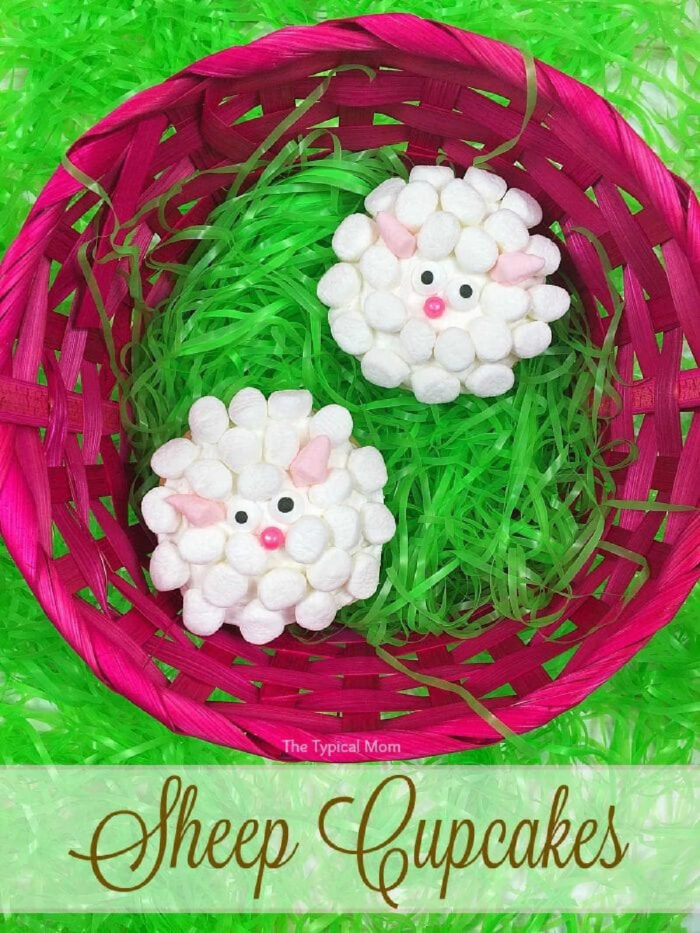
[259, 526, 285, 550]
[423, 295, 445, 319]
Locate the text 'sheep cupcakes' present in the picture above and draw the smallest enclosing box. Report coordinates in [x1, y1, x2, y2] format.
[142, 389, 395, 645]
[317, 165, 572, 403]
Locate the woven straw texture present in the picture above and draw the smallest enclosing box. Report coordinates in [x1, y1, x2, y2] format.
[0, 14, 698, 761]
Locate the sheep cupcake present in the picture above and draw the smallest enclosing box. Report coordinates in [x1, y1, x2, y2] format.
[317, 164, 572, 403]
[142, 389, 395, 644]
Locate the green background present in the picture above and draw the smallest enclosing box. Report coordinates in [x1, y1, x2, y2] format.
[0, 0, 696, 929]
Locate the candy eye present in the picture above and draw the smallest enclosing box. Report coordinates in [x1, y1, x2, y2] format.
[447, 277, 481, 311]
[269, 491, 305, 524]
[227, 499, 261, 531]
[412, 263, 442, 295]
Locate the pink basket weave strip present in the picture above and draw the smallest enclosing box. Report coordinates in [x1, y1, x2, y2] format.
[0, 14, 698, 760]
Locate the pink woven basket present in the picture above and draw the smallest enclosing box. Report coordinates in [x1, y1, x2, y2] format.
[0, 14, 698, 761]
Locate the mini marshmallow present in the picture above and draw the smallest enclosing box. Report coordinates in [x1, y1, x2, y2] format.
[202, 563, 248, 607]
[308, 468, 353, 508]
[238, 599, 285, 645]
[309, 405, 353, 446]
[347, 553, 380, 599]
[188, 396, 229, 445]
[141, 486, 181, 534]
[417, 211, 461, 260]
[267, 389, 313, 421]
[295, 591, 337, 631]
[362, 503, 396, 545]
[400, 318, 436, 363]
[185, 458, 233, 500]
[409, 164, 455, 189]
[151, 437, 199, 479]
[307, 548, 352, 592]
[363, 291, 407, 332]
[217, 427, 262, 473]
[501, 188, 543, 228]
[183, 589, 226, 637]
[512, 320, 552, 358]
[225, 533, 268, 576]
[150, 542, 189, 590]
[178, 526, 226, 564]
[317, 262, 361, 307]
[528, 284, 571, 321]
[463, 363, 515, 397]
[330, 311, 374, 355]
[285, 515, 329, 564]
[395, 181, 439, 232]
[483, 209, 530, 252]
[365, 177, 406, 216]
[411, 367, 461, 404]
[464, 166, 508, 203]
[526, 235, 561, 275]
[469, 316, 513, 362]
[237, 463, 283, 501]
[264, 421, 300, 468]
[324, 505, 361, 550]
[332, 213, 377, 262]
[440, 180, 487, 226]
[347, 446, 388, 493]
[228, 387, 267, 428]
[434, 328, 476, 372]
[258, 568, 307, 611]
[455, 227, 499, 273]
[480, 282, 530, 322]
[361, 348, 410, 389]
[358, 243, 399, 290]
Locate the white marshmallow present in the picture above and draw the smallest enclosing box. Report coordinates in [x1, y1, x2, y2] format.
[399, 318, 436, 363]
[330, 310, 374, 355]
[237, 463, 282, 501]
[528, 284, 571, 322]
[455, 227, 499, 273]
[469, 317, 513, 362]
[463, 363, 515, 397]
[187, 396, 229, 445]
[347, 553, 380, 599]
[483, 209, 530, 252]
[184, 458, 233, 500]
[225, 533, 268, 576]
[362, 502, 396, 544]
[501, 188, 543, 228]
[309, 404, 353, 446]
[464, 166, 507, 203]
[258, 568, 307, 611]
[217, 427, 262, 473]
[416, 211, 461, 260]
[332, 213, 377, 262]
[364, 177, 406, 216]
[526, 235, 561, 275]
[202, 563, 248, 607]
[150, 542, 190, 590]
[182, 589, 225, 636]
[434, 328, 475, 371]
[394, 181, 439, 232]
[142, 486, 181, 534]
[307, 548, 352, 592]
[263, 421, 299, 468]
[411, 367, 461, 404]
[347, 446, 388, 493]
[285, 516, 329, 564]
[238, 599, 285, 645]
[480, 282, 530, 322]
[513, 320, 552, 358]
[440, 180, 487, 226]
[228, 387, 267, 428]
[334, 590, 355, 609]
[363, 291, 407, 332]
[361, 348, 410, 388]
[267, 389, 313, 421]
[409, 164, 455, 189]
[308, 468, 353, 508]
[323, 505, 361, 550]
[317, 262, 361, 307]
[358, 243, 399, 290]
[178, 526, 226, 564]
[151, 437, 199, 479]
[295, 591, 337, 631]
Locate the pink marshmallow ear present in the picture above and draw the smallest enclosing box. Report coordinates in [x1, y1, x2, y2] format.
[290, 435, 331, 488]
[376, 211, 416, 259]
[490, 252, 545, 286]
[167, 494, 226, 527]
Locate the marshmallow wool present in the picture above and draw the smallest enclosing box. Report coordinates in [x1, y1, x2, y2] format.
[318, 165, 572, 403]
[143, 389, 395, 645]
